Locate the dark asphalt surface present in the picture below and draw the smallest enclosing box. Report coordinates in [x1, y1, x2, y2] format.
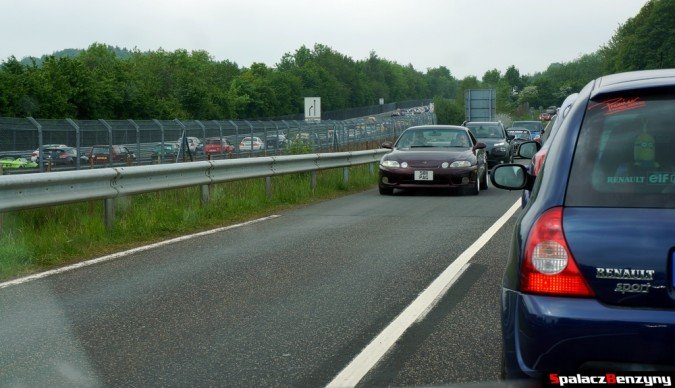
[0, 183, 521, 387]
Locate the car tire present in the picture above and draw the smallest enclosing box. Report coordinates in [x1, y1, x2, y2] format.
[480, 169, 489, 190]
[466, 175, 480, 195]
[379, 186, 394, 195]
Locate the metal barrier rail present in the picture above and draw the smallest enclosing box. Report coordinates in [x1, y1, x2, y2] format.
[0, 149, 388, 229]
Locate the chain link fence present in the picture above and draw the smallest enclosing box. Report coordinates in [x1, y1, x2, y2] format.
[0, 105, 436, 173]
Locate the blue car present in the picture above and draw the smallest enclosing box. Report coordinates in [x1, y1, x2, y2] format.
[491, 69, 675, 377]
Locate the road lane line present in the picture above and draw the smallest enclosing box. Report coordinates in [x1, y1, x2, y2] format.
[0, 215, 281, 290]
[326, 200, 520, 388]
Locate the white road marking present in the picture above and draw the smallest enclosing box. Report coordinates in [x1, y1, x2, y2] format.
[326, 200, 521, 388]
[0, 215, 281, 290]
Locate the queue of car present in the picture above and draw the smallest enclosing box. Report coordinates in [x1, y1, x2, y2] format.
[490, 69, 675, 378]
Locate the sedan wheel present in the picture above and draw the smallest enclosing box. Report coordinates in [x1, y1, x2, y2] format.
[480, 169, 489, 190]
[379, 186, 394, 195]
[466, 175, 480, 196]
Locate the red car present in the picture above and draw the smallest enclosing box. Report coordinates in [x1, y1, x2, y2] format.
[538, 112, 552, 121]
[204, 137, 234, 156]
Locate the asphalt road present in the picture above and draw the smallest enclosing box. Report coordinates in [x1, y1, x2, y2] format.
[0, 183, 521, 387]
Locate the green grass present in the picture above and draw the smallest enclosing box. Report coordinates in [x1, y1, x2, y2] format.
[0, 165, 377, 281]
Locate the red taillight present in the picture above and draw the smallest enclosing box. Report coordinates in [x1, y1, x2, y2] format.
[521, 207, 594, 297]
[532, 150, 547, 176]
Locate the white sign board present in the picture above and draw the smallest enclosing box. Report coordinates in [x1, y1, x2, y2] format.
[304, 97, 321, 121]
[379, 98, 384, 105]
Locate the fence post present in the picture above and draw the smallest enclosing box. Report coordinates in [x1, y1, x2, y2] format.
[104, 198, 114, 231]
[212, 120, 224, 159]
[128, 119, 140, 166]
[98, 119, 114, 168]
[244, 120, 254, 157]
[28, 117, 44, 173]
[65, 118, 82, 170]
[174, 119, 191, 162]
[153, 119, 164, 164]
[262, 121, 268, 157]
[229, 120, 239, 158]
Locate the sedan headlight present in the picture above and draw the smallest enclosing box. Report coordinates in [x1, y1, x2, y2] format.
[381, 160, 400, 168]
[449, 160, 471, 168]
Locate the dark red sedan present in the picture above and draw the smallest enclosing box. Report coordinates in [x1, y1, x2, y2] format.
[378, 125, 487, 195]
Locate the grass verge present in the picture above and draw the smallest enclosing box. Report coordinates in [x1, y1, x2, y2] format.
[0, 165, 377, 281]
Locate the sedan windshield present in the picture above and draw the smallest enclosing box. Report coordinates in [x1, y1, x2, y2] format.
[466, 125, 503, 139]
[396, 129, 471, 148]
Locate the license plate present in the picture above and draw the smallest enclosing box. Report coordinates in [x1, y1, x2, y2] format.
[96, 157, 106, 160]
[414, 170, 433, 181]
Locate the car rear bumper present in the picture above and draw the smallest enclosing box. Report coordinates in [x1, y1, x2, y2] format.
[502, 289, 675, 377]
[379, 166, 478, 189]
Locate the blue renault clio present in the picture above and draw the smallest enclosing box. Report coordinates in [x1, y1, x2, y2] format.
[491, 69, 675, 377]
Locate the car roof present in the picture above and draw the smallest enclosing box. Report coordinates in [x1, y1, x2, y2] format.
[591, 69, 675, 98]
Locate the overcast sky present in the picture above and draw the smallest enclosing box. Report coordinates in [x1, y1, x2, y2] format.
[1, 0, 648, 78]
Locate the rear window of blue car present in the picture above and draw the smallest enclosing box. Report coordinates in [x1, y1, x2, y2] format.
[566, 90, 675, 208]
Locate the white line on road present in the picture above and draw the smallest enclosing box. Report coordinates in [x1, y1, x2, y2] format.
[326, 200, 521, 388]
[0, 215, 281, 290]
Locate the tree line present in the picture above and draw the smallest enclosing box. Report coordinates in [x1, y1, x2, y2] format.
[0, 0, 672, 123]
[0, 43, 456, 121]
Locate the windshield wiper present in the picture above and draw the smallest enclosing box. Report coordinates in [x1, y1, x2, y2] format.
[410, 145, 435, 148]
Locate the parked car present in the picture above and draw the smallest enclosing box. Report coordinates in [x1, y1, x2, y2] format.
[87, 145, 136, 164]
[177, 137, 204, 154]
[238, 136, 265, 151]
[490, 69, 675, 378]
[265, 134, 289, 150]
[203, 137, 234, 156]
[0, 157, 38, 169]
[30, 144, 68, 162]
[463, 121, 513, 168]
[378, 125, 487, 195]
[151, 143, 180, 161]
[39, 146, 88, 166]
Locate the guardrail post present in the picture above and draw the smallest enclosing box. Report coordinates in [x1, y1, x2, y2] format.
[265, 176, 272, 199]
[201, 184, 210, 205]
[310, 171, 317, 192]
[343, 167, 349, 186]
[369, 162, 374, 175]
[104, 198, 114, 231]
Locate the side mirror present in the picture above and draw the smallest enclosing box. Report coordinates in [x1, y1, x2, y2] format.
[381, 141, 394, 149]
[474, 142, 486, 150]
[507, 134, 515, 141]
[518, 141, 541, 159]
[490, 164, 530, 190]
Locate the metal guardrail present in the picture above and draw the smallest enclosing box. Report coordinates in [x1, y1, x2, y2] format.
[0, 149, 388, 229]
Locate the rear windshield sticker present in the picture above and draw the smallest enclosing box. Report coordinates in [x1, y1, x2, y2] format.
[588, 97, 646, 115]
[606, 172, 675, 184]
